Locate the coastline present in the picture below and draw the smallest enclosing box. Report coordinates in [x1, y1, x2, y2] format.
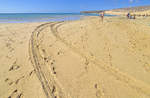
[0, 13, 117, 23]
[0, 13, 99, 23]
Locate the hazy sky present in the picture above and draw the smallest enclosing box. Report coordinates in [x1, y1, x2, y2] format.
[0, 0, 150, 13]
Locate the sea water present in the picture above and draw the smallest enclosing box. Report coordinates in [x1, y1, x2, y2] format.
[0, 13, 114, 23]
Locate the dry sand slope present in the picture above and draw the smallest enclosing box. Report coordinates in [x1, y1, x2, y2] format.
[29, 17, 150, 98]
[1, 17, 150, 98]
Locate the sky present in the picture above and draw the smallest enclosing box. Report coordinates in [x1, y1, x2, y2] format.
[0, 0, 150, 13]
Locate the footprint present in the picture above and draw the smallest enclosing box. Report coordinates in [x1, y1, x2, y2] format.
[15, 76, 25, 84]
[5, 76, 25, 85]
[50, 60, 55, 65]
[5, 41, 14, 53]
[17, 93, 23, 98]
[85, 58, 89, 65]
[43, 57, 47, 60]
[8, 89, 18, 98]
[6, 53, 14, 59]
[29, 70, 35, 76]
[52, 86, 56, 93]
[5, 78, 13, 86]
[42, 49, 46, 53]
[95, 84, 98, 89]
[9, 60, 20, 71]
[50, 59, 57, 75]
[51, 85, 59, 98]
[36, 45, 39, 48]
[8, 89, 23, 98]
[57, 50, 64, 56]
[94, 83, 105, 98]
[52, 67, 57, 75]
[5, 78, 9, 82]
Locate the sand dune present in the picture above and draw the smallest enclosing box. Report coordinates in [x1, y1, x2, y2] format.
[0, 16, 150, 98]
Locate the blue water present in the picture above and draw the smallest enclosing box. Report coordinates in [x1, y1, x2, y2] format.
[0, 13, 113, 23]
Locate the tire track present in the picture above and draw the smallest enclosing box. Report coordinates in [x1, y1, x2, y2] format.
[29, 22, 71, 98]
[50, 22, 150, 96]
[29, 21, 150, 98]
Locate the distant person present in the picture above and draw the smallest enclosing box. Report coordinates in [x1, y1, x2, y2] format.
[101, 11, 105, 22]
[133, 14, 136, 19]
[127, 12, 130, 19]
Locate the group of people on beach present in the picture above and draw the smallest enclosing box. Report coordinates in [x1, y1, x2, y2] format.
[127, 12, 136, 19]
[99, 11, 139, 22]
[100, 12, 136, 21]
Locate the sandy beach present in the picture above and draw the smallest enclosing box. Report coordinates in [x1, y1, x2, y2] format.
[0, 16, 150, 98]
[105, 9, 150, 16]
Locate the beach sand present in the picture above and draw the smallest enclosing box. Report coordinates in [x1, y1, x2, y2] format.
[0, 16, 150, 98]
[0, 23, 46, 98]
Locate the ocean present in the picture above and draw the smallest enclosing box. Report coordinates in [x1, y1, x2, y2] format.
[0, 13, 113, 23]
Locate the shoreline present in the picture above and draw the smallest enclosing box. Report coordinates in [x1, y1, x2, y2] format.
[0, 13, 117, 24]
[0, 13, 98, 24]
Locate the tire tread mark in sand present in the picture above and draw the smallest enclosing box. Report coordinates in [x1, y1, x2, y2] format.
[29, 22, 71, 98]
[50, 22, 150, 96]
[29, 23, 51, 98]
